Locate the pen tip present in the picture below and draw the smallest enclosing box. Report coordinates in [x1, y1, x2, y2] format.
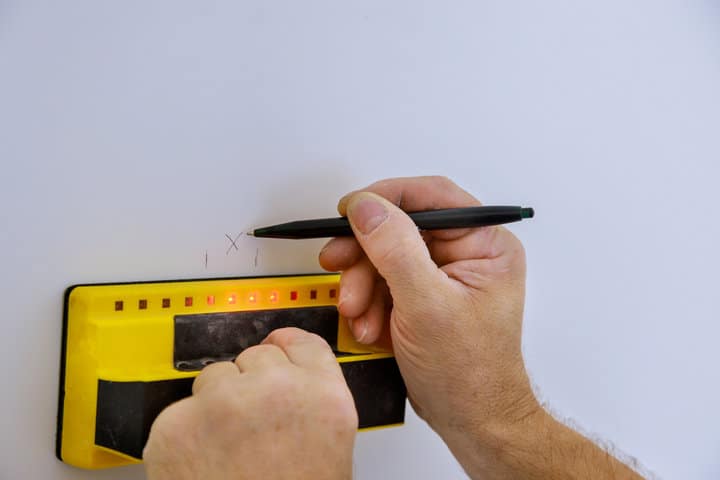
[246, 231, 255, 236]
[521, 207, 535, 219]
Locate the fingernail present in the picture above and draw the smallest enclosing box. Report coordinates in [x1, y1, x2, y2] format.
[337, 190, 358, 214]
[354, 318, 369, 344]
[338, 289, 351, 307]
[348, 195, 388, 235]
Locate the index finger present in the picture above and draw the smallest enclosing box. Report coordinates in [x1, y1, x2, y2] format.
[337, 176, 482, 241]
[192, 361, 240, 395]
[338, 176, 479, 213]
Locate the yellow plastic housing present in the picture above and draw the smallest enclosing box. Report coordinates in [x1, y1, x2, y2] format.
[57, 274, 395, 469]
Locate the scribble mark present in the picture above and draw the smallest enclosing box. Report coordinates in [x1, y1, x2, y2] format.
[225, 233, 242, 255]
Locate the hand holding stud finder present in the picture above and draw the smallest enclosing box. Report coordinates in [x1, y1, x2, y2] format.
[144, 328, 357, 480]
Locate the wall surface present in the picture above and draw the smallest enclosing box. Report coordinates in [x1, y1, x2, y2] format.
[1, 1, 719, 478]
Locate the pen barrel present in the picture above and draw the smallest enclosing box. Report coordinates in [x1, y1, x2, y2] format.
[409, 206, 526, 230]
[253, 218, 352, 239]
[252, 205, 533, 239]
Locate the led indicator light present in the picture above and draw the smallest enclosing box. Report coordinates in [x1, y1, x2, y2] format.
[310, 289, 317, 300]
[185, 297, 193, 307]
[329, 289, 336, 298]
[162, 298, 171, 308]
[290, 291, 298, 300]
[228, 294, 237, 305]
[207, 295, 215, 305]
[115, 301, 123, 311]
[269, 291, 279, 303]
[248, 292, 258, 303]
[138, 299, 147, 310]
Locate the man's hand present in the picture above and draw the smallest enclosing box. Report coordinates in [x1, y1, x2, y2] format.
[143, 328, 357, 480]
[320, 176, 643, 479]
[320, 176, 535, 464]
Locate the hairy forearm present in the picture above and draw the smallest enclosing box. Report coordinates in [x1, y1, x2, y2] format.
[444, 408, 644, 480]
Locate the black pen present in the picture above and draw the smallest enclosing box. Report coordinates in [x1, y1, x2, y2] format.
[247, 206, 534, 239]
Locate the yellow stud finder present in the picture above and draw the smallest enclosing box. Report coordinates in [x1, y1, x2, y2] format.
[56, 274, 406, 469]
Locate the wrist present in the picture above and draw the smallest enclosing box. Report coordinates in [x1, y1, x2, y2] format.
[442, 399, 643, 480]
[442, 400, 550, 480]
[432, 369, 544, 479]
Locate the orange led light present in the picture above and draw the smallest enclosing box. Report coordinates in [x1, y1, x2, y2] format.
[228, 294, 236, 305]
[269, 291, 279, 303]
[207, 295, 215, 305]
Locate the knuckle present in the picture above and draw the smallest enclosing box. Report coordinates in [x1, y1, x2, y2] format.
[431, 175, 455, 188]
[271, 327, 327, 349]
[264, 326, 299, 345]
[233, 347, 253, 366]
[365, 178, 400, 203]
[297, 330, 330, 348]
[236, 344, 277, 364]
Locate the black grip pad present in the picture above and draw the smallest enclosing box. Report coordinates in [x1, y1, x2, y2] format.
[95, 358, 406, 459]
[173, 306, 339, 370]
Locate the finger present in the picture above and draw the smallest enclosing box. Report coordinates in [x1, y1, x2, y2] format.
[319, 237, 363, 272]
[339, 176, 481, 241]
[144, 396, 198, 461]
[192, 361, 241, 395]
[428, 225, 524, 266]
[348, 279, 389, 345]
[338, 176, 481, 242]
[234, 344, 289, 372]
[337, 255, 377, 319]
[262, 327, 342, 377]
[345, 192, 446, 305]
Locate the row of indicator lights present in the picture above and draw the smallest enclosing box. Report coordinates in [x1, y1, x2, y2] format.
[114, 288, 337, 311]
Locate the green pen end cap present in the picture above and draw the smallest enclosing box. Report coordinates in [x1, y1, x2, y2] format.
[521, 207, 535, 219]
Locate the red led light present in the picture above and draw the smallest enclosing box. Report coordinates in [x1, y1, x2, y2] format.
[329, 289, 336, 298]
[185, 296, 193, 307]
[115, 301, 123, 311]
[290, 291, 298, 301]
[207, 295, 215, 305]
[228, 294, 236, 305]
[310, 289, 317, 300]
[138, 299, 147, 310]
[248, 292, 258, 303]
[269, 291, 279, 303]
[162, 298, 171, 308]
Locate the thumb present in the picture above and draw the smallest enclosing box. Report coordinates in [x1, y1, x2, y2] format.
[345, 192, 442, 302]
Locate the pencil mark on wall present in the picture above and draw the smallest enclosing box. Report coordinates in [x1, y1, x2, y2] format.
[205, 251, 208, 269]
[254, 248, 259, 268]
[225, 233, 242, 255]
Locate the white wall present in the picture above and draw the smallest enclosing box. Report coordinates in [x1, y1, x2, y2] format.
[1, 1, 719, 478]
